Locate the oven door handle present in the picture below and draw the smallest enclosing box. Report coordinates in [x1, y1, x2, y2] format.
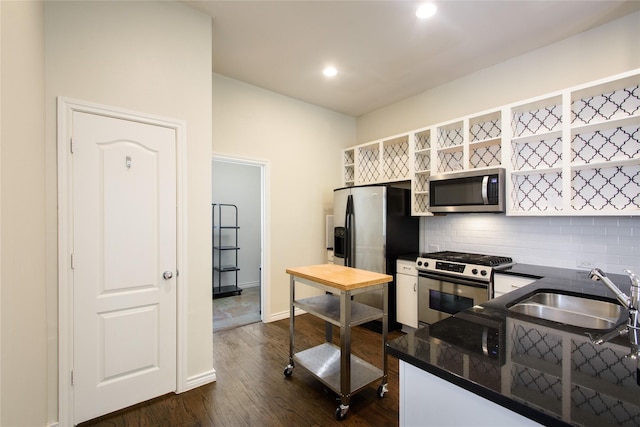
[418, 271, 489, 288]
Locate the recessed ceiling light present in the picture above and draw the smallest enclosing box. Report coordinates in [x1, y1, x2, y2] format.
[323, 66, 338, 77]
[416, 3, 437, 19]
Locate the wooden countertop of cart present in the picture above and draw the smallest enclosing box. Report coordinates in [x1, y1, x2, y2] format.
[286, 264, 393, 291]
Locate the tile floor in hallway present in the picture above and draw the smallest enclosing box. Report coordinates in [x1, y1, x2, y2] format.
[212, 286, 261, 332]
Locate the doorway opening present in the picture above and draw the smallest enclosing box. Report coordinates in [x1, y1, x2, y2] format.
[211, 156, 265, 332]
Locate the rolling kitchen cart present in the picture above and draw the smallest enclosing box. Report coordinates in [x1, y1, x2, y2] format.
[283, 264, 392, 420]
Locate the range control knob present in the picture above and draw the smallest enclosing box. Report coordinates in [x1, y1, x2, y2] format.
[472, 268, 478, 275]
[417, 261, 423, 267]
[481, 270, 488, 276]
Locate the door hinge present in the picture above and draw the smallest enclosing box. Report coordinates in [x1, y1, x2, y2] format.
[70, 253, 74, 269]
[70, 138, 73, 154]
[71, 370, 74, 386]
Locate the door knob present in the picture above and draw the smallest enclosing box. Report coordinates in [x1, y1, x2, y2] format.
[163, 271, 173, 280]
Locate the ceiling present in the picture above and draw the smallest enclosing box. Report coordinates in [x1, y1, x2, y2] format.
[184, 1, 640, 117]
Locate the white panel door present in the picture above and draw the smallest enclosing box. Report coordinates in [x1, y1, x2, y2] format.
[72, 111, 177, 424]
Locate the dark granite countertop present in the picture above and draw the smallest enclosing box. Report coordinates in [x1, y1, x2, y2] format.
[396, 253, 420, 262]
[387, 264, 640, 427]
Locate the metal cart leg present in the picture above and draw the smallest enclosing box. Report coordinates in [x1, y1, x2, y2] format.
[337, 289, 352, 419]
[325, 291, 333, 343]
[378, 283, 389, 397]
[284, 275, 295, 377]
[325, 320, 333, 343]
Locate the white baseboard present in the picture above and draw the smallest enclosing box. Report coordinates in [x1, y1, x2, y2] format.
[181, 368, 217, 393]
[239, 281, 260, 289]
[265, 307, 305, 323]
[48, 373, 216, 426]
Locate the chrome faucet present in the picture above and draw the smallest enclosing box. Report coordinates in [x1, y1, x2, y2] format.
[589, 268, 640, 359]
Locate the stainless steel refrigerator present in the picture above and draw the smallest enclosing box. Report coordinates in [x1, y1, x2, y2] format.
[333, 183, 418, 331]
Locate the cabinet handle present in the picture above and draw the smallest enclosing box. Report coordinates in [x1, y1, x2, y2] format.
[413, 282, 417, 292]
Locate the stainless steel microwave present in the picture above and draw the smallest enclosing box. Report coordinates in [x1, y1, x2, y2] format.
[428, 168, 505, 213]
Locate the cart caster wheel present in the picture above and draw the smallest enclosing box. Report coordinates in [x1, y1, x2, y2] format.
[377, 383, 388, 398]
[283, 366, 293, 377]
[335, 405, 348, 421]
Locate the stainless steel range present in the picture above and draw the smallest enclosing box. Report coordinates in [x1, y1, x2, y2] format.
[416, 251, 513, 325]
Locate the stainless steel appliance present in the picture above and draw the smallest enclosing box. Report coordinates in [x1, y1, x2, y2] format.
[428, 168, 505, 213]
[416, 251, 513, 325]
[429, 311, 505, 365]
[334, 184, 419, 330]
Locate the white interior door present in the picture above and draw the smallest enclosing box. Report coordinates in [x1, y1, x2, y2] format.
[72, 111, 177, 424]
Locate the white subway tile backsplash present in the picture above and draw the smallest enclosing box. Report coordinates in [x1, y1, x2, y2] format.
[569, 217, 595, 226]
[582, 226, 607, 236]
[561, 225, 584, 234]
[606, 226, 633, 236]
[422, 215, 640, 275]
[582, 243, 608, 253]
[606, 245, 629, 255]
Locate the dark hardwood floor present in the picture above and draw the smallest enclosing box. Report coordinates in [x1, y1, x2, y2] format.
[80, 314, 404, 426]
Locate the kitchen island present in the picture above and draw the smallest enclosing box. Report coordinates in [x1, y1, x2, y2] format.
[387, 265, 640, 426]
[285, 264, 393, 420]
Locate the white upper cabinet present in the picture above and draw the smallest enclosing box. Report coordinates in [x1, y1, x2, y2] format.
[468, 110, 503, 171]
[435, 120, 464, 174]
[568, 74, 640, 214]
[411, 128, 432, 216]
[506, 71, 640, 216]
[342, 133, 410, 187]
[342, 68, 640, 216]
[507, 94, 565, 214]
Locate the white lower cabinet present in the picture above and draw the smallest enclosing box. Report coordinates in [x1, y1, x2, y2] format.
[493, 273, 537, 299]
[400, 361, 542, 426]
[396, 260, 418, 329]
[327, 250, 334, 264]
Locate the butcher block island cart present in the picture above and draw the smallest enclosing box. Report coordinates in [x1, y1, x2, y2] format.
[284, 264, 392, 420]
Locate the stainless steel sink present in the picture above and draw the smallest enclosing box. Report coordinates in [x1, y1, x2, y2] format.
[508, 292, 626, 330]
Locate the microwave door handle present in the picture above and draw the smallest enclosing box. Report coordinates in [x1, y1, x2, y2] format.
[482, 327, 489, 356]
[481, 176, 489, 205]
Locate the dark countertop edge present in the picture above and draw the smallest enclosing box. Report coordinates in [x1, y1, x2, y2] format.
[387, 262, 633, 426]
[396, 253, 420, 262]
[386, 344, 571, 427]
[487, 264, 630, 313]
[494, 263, 630, 285]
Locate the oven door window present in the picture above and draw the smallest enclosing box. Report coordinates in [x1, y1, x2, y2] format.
[429, 289, 475, 315]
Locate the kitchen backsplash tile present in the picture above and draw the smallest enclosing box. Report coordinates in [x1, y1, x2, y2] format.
[421, 215, 640, 275]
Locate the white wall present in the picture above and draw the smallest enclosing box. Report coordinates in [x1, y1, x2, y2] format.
[0, 2, 47, 426]
[211, 159, 262, 288]
[357, 11, 640, 143]
[356, 10, 640, 277]
[212, 74, 355, 319]
[43, 1, 213, 424]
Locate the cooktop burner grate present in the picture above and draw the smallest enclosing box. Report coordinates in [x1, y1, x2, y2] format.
[420, 251, 513, 267]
